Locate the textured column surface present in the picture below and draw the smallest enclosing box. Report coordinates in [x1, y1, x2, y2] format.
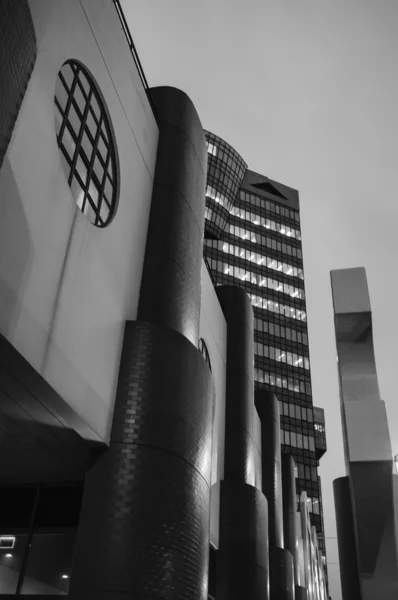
[70, 87, 213, 600]
[255, 391, 284, 549]
[333, 477, 361, 600]
[70, 323, 213, 600]
[138, 86, 207, 346]
[331, 267, 398, 599]
[216, 285, 255, 485]
[217, 480, 269, 600]
[0, 0, 37, 168]
[269, 548, 295, 600]
[216, 285, 269, 600]
[282, 453, 300, 587]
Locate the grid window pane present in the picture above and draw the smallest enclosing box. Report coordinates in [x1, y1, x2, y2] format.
[54, 60, 118, 227]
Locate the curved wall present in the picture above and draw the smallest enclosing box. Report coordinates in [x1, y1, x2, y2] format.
[0, 1, 37, 168]
[217, 285, 255, 485]
[204, 130, 247, 238]
[139, 87, 207, 346]
[70, 85, 214, 600]
[255, 390, 284, 549]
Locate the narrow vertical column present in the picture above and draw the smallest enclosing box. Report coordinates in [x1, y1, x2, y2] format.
[256, 391, 295, 600]
[216, 286, 269, 600]
[333, 477, 361, 600]
[70, 87, 214, 600]
[282, 453, 303, 598]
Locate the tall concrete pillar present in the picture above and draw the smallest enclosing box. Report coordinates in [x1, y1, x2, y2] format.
[70, 87, 214, 600]
[216, 286, 269, 600]
[256, 391, 295, 600]
[282, 453, 301, 590]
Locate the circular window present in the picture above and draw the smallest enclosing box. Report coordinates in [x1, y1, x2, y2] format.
[199, 338, 212, 371]
[54, 60, 119, 227]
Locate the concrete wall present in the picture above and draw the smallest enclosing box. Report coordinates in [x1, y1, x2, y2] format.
[0, 0, 158, 442]
[199, 262, 227, 548]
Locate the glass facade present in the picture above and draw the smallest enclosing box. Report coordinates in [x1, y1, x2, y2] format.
[203, 131, 328, 567]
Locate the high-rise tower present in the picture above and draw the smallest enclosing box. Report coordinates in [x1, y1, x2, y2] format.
[203, 130, 328, 566]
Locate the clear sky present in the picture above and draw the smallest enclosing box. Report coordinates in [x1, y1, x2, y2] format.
[122, 1, 398, 597]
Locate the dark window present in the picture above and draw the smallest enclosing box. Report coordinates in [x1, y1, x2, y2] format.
[199, 338, 212, 371]
[54, 60, 119, 227]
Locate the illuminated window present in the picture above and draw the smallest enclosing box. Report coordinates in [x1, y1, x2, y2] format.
[54, 60, 119, 227]
[206, 141, 217, 156]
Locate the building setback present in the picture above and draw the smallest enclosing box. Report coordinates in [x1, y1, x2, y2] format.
[203, 131, 328, 564]
[0, 1, 327, 598]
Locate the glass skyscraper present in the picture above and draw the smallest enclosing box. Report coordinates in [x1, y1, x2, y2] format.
[203, 130, 328, 566]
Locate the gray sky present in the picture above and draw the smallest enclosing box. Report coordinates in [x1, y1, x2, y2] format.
[122, 1, 398, 597]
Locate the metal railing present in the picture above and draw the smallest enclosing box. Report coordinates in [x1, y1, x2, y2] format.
[112, 0, 158, 120]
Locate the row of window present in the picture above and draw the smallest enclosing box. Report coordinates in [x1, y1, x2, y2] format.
[207, 259, 307, 321]
[254, 318, 308, 346]
[206, 185, 232, 210]
[254, 367, 312, 395]
[205, 254, 304, 301]
[231, 205, 301, 240]
[228, 222, 302, 260]
[205, 131, 247, 181]
[240, 190, 300, 223]
[295, 463, 318, 483]
[254, 342, 310, 370]
[281, 429, 316, 452]
[278, 399, 313, 422]
[250, 293, 307, 322]
[205, 239, 304, 281]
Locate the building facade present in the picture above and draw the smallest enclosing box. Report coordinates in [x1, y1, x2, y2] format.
[203, 131, 328, 562]
[331, 267, 398, 600]
[0, 1, 327, 598]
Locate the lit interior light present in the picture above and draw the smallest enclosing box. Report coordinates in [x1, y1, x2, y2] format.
[0, 536, 16, 549]
[295, 358, 303, 365]
[5, 554, 12, 559]
[240, 251, 244, 257]
[61, 574, 69, 580]
[280, 228, 286, 234]
[278, 353, 285, 360]
[277, 286, 283, 292]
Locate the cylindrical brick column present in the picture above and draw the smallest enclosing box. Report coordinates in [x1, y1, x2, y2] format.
[282, 453, 300, 586]
[270, 548, 295, 600]
[138, 87, 207, 347]
[216, 286, 269, 600]
[255, 391, 284, 549]
[217, 480, 269, 600]
[0, 0, 37, 168]
[217, 286, 255, 485]
[70, 87, 213, 600]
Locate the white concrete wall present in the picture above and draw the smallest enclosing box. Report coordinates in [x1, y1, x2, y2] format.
[199, 262, 227, 549]
[0, 0, 158, 442]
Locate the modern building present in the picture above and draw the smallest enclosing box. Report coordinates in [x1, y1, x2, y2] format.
[331, 267, 398, 600]
[0, 1, 327, 598]
[203, 131, 328, 563]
